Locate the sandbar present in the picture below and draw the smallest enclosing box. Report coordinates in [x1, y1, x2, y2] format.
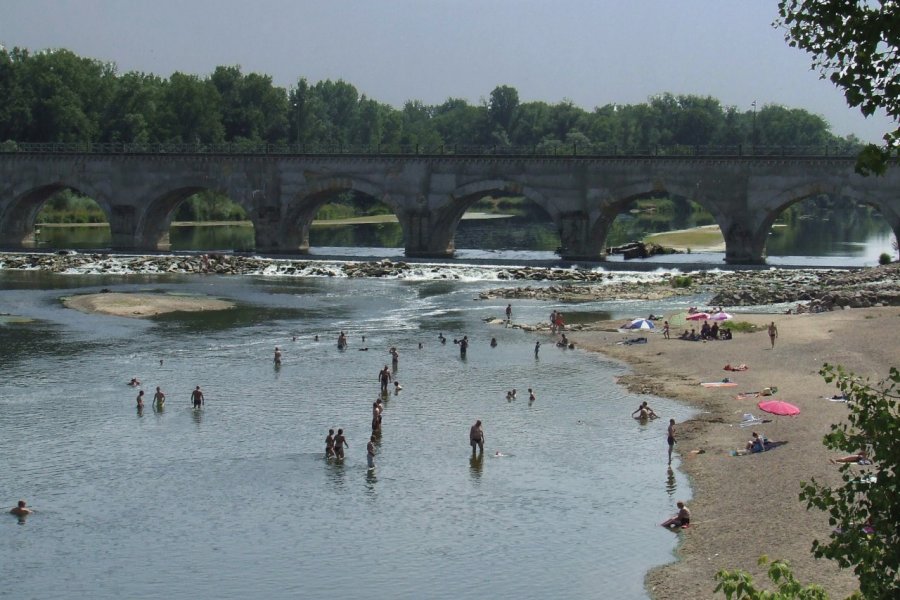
[63, 292, 235, 318]
[570, 307, 898, 599]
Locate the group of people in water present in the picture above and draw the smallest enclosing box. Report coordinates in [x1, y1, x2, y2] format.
[132, 383, 203, 412]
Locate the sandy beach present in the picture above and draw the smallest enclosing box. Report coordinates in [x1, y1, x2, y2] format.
[571, 307, 898, 600]
[62, 292, 235, 318]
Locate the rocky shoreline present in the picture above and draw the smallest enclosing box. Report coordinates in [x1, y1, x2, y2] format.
[478, 263, 900, 309]
[2, 252, 898, 309]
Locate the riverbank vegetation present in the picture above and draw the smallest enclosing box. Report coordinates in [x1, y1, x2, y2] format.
[1, 47, 862, 153]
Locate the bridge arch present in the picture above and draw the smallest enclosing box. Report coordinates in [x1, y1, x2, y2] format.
[749, 182, 900, 262]
[281, 177, 398, 253]
[594, 180, 730, 256]
[134, 179, 257, 251]
[0, 181, 112, 249]
[413, 180, 558, 257]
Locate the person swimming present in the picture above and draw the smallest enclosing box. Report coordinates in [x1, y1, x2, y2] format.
[9, 500, 32, 517]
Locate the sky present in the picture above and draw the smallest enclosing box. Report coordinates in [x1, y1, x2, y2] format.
[2, 0, 894, 143]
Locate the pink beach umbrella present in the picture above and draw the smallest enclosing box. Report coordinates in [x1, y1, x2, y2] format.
[757, 400, 800, 416]
[686, 312, 710, 321]
[710, 311, 733, 321]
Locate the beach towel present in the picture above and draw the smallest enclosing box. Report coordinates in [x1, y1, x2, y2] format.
[616, 337, 648, 346]
[738, 413, 772, 428]
[701, 381, 738, 388]
[822, 394, 849, 403]
[736, 392, 760, 400]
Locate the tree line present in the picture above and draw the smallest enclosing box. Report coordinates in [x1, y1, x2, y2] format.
[0, 47, 864, 153]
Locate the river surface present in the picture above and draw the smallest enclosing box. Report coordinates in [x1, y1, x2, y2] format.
[33, 209, 897, 268]
[1, 267, 699, 600]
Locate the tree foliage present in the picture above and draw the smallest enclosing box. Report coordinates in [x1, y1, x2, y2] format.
[798, 364, 900, 600]
[715, 556, 835, 600]
[776, 1, 900, 174]
[0, 46, 862, 154]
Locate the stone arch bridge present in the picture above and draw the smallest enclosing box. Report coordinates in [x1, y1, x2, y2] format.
[0, 152, 897, 263]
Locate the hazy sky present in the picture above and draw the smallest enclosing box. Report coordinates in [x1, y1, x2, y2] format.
[2, 0, 894, 142]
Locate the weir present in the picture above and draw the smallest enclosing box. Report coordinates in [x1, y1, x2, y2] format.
[0, 152, 897, 263]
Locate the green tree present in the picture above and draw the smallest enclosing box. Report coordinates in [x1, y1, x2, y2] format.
[715, 556, 835, 600]
[487, 85, 520, 136]
[776, 1, 899, 174]
[798, 364, 900, 600]
[158, 72, 224, 143]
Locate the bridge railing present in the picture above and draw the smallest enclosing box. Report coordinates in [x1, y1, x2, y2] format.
[0, 141, 862, 158]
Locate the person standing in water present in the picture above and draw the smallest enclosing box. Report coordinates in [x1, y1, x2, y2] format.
[325, 429, 336, 459]
[153, 386, 166, 409]
[9, 500, 32, 517]
[458, 335, 469, 358]
[390, 347, 399, 367]
[274, 346, 282, 365]
[534, 340, 541, 358]
[334, 429, 348, 459]
[767, 321, 778, 349]
[469, 420, 485, 455]
[191, 386, 204, 408]
[667, 419, 676, 464]
[366, 436, 376, 470]
[528, 388, 536, 403]
[505, 303, 512, 322]
[136, 390, 145, 410]
[379, 365, 392, 394]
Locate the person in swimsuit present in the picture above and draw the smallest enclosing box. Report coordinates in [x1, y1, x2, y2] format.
[9, 500, 32, 517]
[534, 340, 540, 358]
[325, 429, 336, 458]
[505, 304, 512, 322]
[490, 337, 497, 348]
[153, 386, 166, 409]
[274, 346, 282, 365]
[528, 388, 536, 403]
[661, 501, 691, 528]
[366, 436, 376, 469]
[378, 366, 392, 394]
[372, 400, 383, 432]
[389, 347, 399, 367]
[662, 321, 670, 339]
[136, 390, 145, 409]
[768, 321, 778, 349]
[469, 420, 484, 455]
[632, 401, 658, 420]
[334, 429, 348, 459]
[458, 335, 468, 358]
[667, 419, 676, 463]
[191, 386, 204, 408]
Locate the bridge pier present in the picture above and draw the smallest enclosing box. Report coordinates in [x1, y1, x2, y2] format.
[402, 209, 455, 258]
[557, 211, 606, 261]
[722, 221, 766, 264]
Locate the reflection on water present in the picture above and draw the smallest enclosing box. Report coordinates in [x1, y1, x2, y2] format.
[666, 467, 677, 497]
[34, 212, 896, 266]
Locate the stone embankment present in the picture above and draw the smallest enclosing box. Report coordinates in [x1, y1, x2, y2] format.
[709, 262, 900, 309]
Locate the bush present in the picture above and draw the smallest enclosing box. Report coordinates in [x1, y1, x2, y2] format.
[878, 252, 891, 265]
[721, 321, 759, 333]
[670, 275, 693, 288]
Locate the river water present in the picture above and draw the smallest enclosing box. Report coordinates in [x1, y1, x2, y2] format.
[1, 265, 699, 600]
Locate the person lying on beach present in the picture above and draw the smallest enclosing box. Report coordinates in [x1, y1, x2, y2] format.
[724, 363, 749, 371]
[661, 501, 690, 528]
[830, 451, 871, 465]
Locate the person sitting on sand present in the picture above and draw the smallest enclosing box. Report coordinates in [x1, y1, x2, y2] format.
[661, 501, 690, 528]
[745, 431, 767, 453]
[9, 500, 32, 517]
[830, 451, 871, 465]
[631, 401, 659, 420]
[679, 329, 690, 340]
